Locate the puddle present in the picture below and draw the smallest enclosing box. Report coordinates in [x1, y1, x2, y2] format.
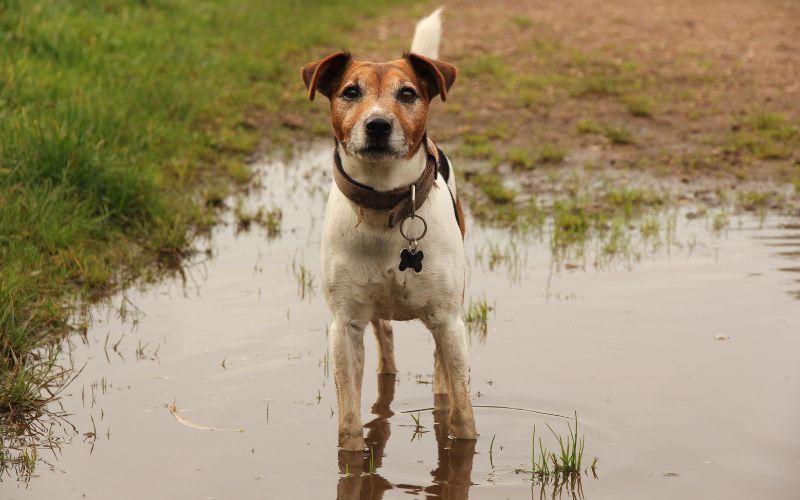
[2, 146, 799, 499]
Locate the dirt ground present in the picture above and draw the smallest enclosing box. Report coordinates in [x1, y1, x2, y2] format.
[294, 0, 800, 185]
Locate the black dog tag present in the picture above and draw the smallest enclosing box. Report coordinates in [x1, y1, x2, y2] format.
[399, 248, 424, 273]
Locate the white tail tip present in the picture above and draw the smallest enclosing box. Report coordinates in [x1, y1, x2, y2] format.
[410, 7, 444, 60]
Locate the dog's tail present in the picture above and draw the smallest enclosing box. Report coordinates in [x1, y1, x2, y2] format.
[410, 7, 443, 59]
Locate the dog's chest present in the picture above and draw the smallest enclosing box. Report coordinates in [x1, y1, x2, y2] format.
[326, 237, 433, 319]
[321, 177, 463, 321]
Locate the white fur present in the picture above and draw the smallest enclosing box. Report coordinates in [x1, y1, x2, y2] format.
[410, 7, 443, 59]
[320, 8, 476, 451]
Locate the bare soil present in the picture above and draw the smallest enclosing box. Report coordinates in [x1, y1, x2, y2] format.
[295, 0, 800, 184]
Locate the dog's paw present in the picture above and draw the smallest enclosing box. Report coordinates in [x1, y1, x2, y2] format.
[338, 430, 366, 451]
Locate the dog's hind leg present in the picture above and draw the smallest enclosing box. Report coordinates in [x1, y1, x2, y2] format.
[425, 314, 478, 440]
[331, 319, 367, 451]
[371, 319, 397, 374]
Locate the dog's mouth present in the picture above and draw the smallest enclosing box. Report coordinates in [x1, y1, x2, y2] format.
[355, 143, 400, 160]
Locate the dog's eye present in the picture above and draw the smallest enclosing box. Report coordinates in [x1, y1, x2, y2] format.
[341, 86, 361, 101]
[397, 87, 417, 103]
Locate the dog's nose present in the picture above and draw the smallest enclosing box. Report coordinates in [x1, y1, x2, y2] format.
[365, 117, 392, 137]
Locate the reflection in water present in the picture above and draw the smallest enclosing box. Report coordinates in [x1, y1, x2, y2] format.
[335, 376, 588, 500]
[772, 224, 800, 299]
[337, 374, 476, 500]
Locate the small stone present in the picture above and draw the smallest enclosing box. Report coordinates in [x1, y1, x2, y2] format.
[715, 334, 730, 341]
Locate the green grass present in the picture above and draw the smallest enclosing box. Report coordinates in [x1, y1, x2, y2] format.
[576, 118, 634, 144]
[538, 143, 567, 163]
[726, 111, 799, 160]
[622, 94, 655, 117]
[602, 124, 634, 144]
[509, 15, 533, 29]
[0, 0, 404, 439]
[472, 174, 517, 204]
[458, 132, 500, 163]
[735, 190, 785, 212]
[461, 55, 511, 80]
[508, 147, 535, 169]
[514, 414, 596, 479]
[576, 118, 604, 134]
[506, 142, 567, 169]
[464, 295, 492, 341]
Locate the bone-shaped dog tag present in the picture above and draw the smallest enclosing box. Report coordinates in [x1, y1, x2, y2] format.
[398, 185, 428, 274]
[399, 248, 424, 273]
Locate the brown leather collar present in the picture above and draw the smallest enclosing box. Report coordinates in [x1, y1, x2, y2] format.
[332, 136, 439, 228]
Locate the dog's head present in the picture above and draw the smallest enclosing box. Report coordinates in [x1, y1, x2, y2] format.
[301, 52, 457, 162]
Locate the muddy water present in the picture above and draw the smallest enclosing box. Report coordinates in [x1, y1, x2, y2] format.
[4, 146, 799, 500]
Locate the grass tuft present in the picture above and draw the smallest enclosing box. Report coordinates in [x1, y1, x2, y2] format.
[622, 95, 655, 117]
[464, 296, 493, 342]
[472, 174, 517, 204]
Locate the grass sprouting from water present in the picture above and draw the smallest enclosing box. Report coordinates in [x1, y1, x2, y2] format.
[464, 296, 493, 342]
[513, 413, 596, 481]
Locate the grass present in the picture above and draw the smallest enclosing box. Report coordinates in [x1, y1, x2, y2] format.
[489, 433, 497, 467]
[513, 413, 596, 480]
[576, 119, 604, 135]
[464, 296, 492, 341]
[576, 119, 634, 144]
[726, 111, 799, 160]
[507, 143, 566, 169]
[291, 257, 315, 300]
[735, 190, 785, 213]
[458, 132, 500, 164]
[461, 55, 512, 80]
[467, 180, 674, 269]
[508, 148, 535, 170]
[0, 0, 405, 463]
[471, 174, 517, 204]
[538, 143, 567, 163]
[510, 15, 534, 29]
[622, 94, 655, 117]
[234, 201, 283, 237]
[408, 412, 427, 441]
[712, 212, 729, 231]
[602, 124, 634, 145]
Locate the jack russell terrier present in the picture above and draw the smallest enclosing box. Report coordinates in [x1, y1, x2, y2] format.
[301, 8, 477, 451]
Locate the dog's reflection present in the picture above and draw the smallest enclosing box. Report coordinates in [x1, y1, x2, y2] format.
[336, 374, 476, 500]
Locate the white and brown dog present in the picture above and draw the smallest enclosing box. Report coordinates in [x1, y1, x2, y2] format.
[301, 8, 477, 451]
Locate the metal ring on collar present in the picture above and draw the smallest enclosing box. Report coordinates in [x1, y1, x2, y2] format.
[399, 214, 428, 242]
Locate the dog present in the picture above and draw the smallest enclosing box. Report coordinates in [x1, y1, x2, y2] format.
[301, 8, 477, 451]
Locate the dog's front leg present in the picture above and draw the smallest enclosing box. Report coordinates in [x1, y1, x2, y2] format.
[331, 318, 367, 451]
[433, 347, 450, 409]
[426, 314, 478, 440]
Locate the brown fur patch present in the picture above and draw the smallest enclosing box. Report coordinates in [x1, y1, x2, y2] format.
[455, 196, 466, 239]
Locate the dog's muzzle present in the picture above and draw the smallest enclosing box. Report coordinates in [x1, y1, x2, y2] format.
[362, 116, 393, 154]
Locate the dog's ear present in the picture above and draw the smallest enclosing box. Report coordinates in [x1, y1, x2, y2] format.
[406, 53, 457, 102]
[301, 51, 352, 101]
